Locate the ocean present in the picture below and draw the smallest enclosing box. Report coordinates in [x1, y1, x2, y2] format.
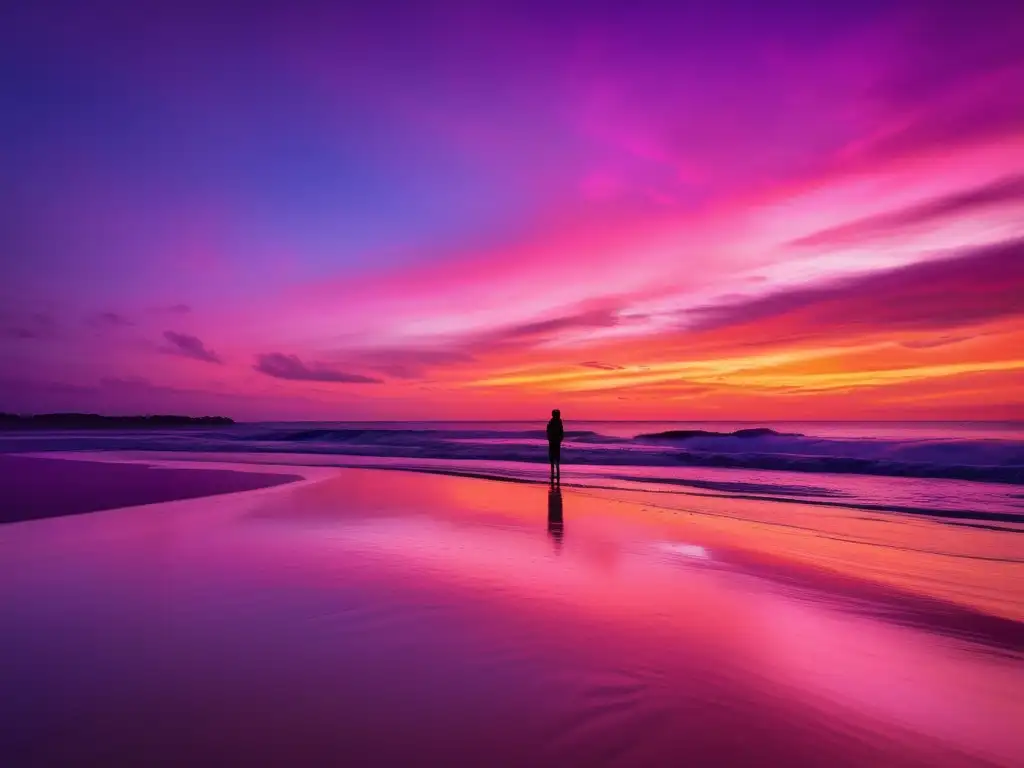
[3, 420, 1022, 528]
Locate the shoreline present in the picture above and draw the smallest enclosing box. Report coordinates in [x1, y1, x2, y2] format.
[23, 448, 1022, 530]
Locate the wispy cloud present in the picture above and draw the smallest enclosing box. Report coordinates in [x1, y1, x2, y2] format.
[161, 331, 222, 364]
[342, 348, 477, 380]
[1, 327, 39, 340]
[146, 304, 192, 315]
[792, 175, 1024, 248]
[684, 238, 1024, 337]
[254, 353, 382, 383]
[1, 313, 56, 341]
[497, 308, 620, 341]
[87, 311, 134, 328]
[899, 335, 972, 350]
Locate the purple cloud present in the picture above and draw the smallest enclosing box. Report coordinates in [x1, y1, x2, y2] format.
[254, 353, 382, 383]
[579, 361, 623, 371]
[88, 311, 134, 328]
[1, 313, 56, 340]
[161, 331, 222, 364]
[500, 308, 620, 341]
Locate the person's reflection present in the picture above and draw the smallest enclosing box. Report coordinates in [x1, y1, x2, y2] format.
[547, 487, 564, 552]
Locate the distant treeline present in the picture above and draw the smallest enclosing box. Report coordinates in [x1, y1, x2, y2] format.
[0, 413, 235, 429]
[635, 427, 797, 440]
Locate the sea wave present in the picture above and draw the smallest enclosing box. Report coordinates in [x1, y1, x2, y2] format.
[236, 426, 1024, 484]
[1, 424, 1022, 485]
[247, 427, 618, 445]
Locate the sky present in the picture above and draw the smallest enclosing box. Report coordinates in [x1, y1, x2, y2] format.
[2, 0, 1023, 421]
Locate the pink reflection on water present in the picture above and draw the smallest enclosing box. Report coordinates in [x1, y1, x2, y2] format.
[0, 463, 1021, 766]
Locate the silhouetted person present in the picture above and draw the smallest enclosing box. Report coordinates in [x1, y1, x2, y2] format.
[546, 408, 564, 484]
[547, 486, 563, 551]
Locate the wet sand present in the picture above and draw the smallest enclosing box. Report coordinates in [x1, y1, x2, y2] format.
[0, 454, 303, 525]
[0, 456, 1021, 766]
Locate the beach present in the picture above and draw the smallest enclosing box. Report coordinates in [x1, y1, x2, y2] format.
[1, 453, 1021, 766]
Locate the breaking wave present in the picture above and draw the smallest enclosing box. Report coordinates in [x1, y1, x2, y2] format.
[2, 423, 1021, 485]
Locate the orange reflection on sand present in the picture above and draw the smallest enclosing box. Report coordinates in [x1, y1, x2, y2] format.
[249, 468, 1023, 625]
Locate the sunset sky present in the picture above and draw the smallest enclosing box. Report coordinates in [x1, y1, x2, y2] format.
[2, 1, 1023, 420]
